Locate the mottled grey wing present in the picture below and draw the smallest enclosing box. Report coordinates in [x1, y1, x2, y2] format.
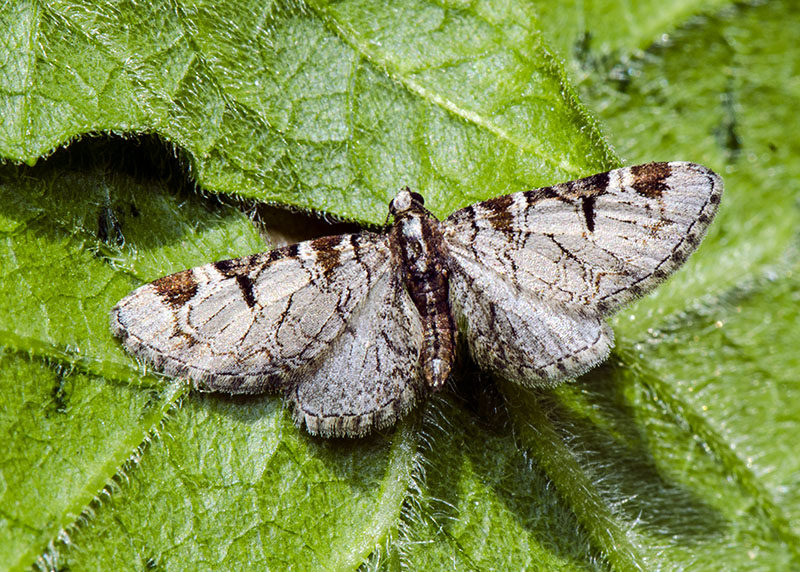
[110, 233, 422, 406]
[442, 162, 722, 386]
[446, 252, 615, 386]
[290, 268, 424, 438]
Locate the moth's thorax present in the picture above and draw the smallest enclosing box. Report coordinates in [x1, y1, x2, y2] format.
[389, 190, 455, 390]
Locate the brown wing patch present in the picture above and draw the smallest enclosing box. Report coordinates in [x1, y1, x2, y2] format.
[152, 269, 198, 308]
[311, 235, 344, 277]
[630, 162, 672, 198]
[483, 194, 514, 232]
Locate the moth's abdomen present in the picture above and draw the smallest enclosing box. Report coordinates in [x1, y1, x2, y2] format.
[390, 206, 456, 390]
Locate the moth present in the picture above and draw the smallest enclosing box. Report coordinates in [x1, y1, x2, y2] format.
[111, 162, 722, 437]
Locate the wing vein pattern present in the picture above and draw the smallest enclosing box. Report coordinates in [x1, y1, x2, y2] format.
[442, 162, 721, 386]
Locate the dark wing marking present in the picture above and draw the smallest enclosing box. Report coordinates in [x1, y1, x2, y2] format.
[442, 162, 721, 386]
[111, 233, 395, 393]
[443, 162, 722, 315]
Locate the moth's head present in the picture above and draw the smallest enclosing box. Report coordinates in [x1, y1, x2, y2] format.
[389, 187, 426, 218]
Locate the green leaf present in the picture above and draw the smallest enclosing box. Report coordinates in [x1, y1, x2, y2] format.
[1, 0, 799, 571]
[0, 0, 613, 222]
